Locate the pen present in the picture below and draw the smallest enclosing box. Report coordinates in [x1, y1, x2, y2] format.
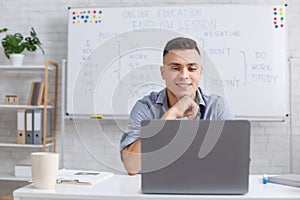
[57, 179, 80, 184]
[262, 174, 268, 184]
[90, 114, 103, 119]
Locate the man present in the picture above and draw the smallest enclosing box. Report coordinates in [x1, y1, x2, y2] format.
[120, 37, 234, 175]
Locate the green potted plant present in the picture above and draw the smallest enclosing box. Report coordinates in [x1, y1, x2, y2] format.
[0, 28, 7, 34]
[1, 27, 45, 66]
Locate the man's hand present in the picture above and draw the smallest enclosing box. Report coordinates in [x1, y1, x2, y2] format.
[161, 96, 199, 119]
[122, 97, 198, 175]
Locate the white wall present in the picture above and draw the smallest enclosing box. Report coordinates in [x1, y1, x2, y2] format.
[0, 2, 299, 192]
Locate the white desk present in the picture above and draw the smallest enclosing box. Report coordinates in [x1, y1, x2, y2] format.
[13, 175, 300, 200]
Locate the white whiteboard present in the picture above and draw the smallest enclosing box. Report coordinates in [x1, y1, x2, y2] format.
[67, 5, 288, 118]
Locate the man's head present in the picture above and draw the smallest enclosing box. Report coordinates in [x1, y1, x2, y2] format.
[163, 37, 201, 58]
[160, 37, 203, 104]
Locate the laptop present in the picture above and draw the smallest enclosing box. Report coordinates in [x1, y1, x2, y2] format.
[141, 120, 250, 194]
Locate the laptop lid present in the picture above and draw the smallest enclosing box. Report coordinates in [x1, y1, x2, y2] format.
[141, 120, 250, 194]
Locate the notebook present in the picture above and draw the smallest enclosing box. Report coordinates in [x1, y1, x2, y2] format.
[56, 169, 114, 185]
[141, 120, 251, 194]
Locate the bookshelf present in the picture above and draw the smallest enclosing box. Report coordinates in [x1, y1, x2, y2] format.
[0, 142, 54, 149]
[0, 105, 54, 109]
[0, 60, 58, 152]
[0, 65, 55, 70]
[0, 174, 30, 181]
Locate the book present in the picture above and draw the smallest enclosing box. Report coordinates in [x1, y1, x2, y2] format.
[32, 82, 40, 105]
[28, 82, 44, 105]
[56, 169, 114, 185]
[28, 82, 35, 105]
[36, 82, 45, 106]
[268, 174, 300, 187]
[15, 164, 31, 177]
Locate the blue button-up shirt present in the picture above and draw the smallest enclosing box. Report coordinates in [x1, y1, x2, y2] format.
[120, 87, 234, 151]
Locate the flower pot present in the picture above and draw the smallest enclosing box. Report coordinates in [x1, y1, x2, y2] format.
[10, 54, 24, 66]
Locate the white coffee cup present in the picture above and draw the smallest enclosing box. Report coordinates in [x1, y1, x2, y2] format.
[31, 152, 59, 189]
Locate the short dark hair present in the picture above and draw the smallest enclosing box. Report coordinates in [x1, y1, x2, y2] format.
[163, 37, 201, 57]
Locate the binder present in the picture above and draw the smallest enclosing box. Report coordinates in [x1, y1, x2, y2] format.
[25, 109, 34, 144]
[33, 109, 43, 144]
[17, 109, 26, 144]
[47, 109, 53, 138]
[33, 109, 53, 144]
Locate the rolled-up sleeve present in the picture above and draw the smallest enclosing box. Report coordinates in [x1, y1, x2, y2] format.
[120, 100, 151, 151]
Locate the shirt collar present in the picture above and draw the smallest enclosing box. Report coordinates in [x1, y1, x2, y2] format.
[156, 88, 169, 112]
[196, 88, 206, 107]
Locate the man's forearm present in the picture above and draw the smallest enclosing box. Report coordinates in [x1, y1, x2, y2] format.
[122, 139, 141, 175]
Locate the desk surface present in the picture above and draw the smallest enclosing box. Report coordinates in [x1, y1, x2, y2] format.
[13, 175, 300, 200]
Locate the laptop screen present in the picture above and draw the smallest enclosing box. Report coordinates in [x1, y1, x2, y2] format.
[141, 120, 250, 194]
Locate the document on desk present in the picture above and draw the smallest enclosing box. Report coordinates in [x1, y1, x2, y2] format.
[57, 169, 114, 185]
[268, 174, 300, 187]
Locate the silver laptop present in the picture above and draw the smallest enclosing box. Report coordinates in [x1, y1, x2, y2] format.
[141, 120, 250, 194]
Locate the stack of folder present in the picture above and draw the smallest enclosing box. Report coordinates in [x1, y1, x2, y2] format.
[17, 109, 52, 145]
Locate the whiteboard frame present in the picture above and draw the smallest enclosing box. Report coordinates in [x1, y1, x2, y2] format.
[66, 4, 289, 120]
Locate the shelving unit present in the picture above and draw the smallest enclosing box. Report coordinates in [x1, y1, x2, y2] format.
[0, 174, 30, 181]
[42, 60, 58, 152]
[0, 60, 58, 152]
[0, 142, 53, 148]
[0, 105, 54, 109]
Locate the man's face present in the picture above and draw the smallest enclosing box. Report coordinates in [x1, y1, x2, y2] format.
[160, 49, 202, 100]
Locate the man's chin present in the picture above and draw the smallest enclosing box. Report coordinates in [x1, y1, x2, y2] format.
[175, 92, 194, 99]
